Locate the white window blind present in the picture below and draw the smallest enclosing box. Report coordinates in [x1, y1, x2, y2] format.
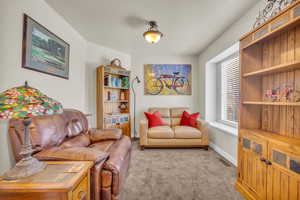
[220, 55, 240, 124]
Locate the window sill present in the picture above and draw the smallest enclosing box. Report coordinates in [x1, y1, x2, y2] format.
[209, 121, 238, 136]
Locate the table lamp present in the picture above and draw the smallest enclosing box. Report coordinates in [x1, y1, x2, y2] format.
[0, 81, 63, 180]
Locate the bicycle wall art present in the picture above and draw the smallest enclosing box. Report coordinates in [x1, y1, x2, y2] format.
[144, 64, 192, 95]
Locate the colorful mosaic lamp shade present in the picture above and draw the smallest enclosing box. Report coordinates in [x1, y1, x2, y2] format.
[0, 82, 63, 119]
[0, 81, 63, 180]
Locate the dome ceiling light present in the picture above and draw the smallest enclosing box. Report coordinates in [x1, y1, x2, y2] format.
[143, 21, 163, 44]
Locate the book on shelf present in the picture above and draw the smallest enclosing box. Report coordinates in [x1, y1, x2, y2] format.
[104, 74, 129, 88]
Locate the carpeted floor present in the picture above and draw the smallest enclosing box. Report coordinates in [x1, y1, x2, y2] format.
[122, 142, 244, 200]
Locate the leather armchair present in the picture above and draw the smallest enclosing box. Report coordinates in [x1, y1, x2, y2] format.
[8, 109, 131, 200]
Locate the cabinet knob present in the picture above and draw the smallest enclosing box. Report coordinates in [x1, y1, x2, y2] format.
[266, 160, 272, 166]
[260, 158, 267, 163]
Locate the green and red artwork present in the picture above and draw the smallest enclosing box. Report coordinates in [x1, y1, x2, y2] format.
[22, 14, 70, 79]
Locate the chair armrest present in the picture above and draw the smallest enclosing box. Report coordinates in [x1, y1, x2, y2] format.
[103, 136, 132, 195]
[197, 119, 209, 144]
[34, 147, 108, 164]
[89, 128, 122, 143]
[139, 116, 148, 146]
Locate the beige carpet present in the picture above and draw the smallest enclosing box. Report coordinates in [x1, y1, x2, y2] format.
[122, 142, 243, 200]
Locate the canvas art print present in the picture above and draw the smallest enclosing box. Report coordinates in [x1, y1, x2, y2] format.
[144, 64, 192, 95]
[22, 14, 70, 79]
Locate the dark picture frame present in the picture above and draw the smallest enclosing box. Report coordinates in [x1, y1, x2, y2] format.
[22, 14, 70, 79]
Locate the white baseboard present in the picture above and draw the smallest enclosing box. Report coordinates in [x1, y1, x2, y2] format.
[209, 142, 237, 166]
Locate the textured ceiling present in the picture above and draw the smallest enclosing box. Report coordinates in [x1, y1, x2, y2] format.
[46, 0, 260, 56]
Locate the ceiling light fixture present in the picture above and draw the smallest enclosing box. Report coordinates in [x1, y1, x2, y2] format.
[143, 21, 163, 44]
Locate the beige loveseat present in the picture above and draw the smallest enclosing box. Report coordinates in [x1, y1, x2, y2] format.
[139, 107, 209, 150]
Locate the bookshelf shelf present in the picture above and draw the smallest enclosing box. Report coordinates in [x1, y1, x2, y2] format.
[104, 86, 129, 90]
[243, 101, 300, 106]
[104, 100, 129, 103]
[243, 61, 300, 77]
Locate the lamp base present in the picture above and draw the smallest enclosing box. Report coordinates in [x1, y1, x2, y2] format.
[3, 156, 46, 180]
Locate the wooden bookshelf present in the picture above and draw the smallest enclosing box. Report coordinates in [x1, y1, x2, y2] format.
[237, 2, 300, 200]
[96, 65, 131, 137]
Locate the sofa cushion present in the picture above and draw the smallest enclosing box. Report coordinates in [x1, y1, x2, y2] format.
[161, 118, 171, 126]
[149, 108, 170, 118]
[89, 140, 115, 152]
[60, 133, 90, 149]
[148, 126, 174, 139]
[171, 118, 181, 128]
[180, 111, 200, 128]
[34, 147, 108, 164]
[64, 109, 89, 137]
[89, 128, 122, 143]
[174, 126, 202, 139]
[144, 111, 164, 128]
[170, 107, 189, 118]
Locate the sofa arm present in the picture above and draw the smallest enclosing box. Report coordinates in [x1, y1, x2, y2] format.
[34, 147, 108, 164]
[197, 119, 209, 145]
[139, 116, 148, 146]
[89, 128, 122, 143]
[103, 136, 132, 196]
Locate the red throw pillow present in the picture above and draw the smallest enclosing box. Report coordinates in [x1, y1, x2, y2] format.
[180, 111, 200, 128]
[144, 111, 164, 128]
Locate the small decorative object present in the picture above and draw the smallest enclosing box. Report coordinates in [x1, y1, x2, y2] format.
[144, 64, 192, 95]
[119, 103, 128, 113]
[110, 90, 118, 101]
[107, 91, 111, 101]
[104, 75, 110, 86]
[110, 58, 122, 67]
[264, 84, 300, 102]
[121, 77, 129, 88]
[143, 21, 163, 44]
[120, 91, 125, 100]
[0, 81, 63, 180]
[253, 0, 296, 28]
[22, 14, 70, 79]
[131, 76, 141, 140]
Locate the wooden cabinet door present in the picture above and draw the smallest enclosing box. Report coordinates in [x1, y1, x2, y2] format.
[239, 133, 268, 200]
[267, 143, 300, 200]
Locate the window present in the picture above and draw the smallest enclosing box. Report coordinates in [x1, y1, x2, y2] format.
[218, 53, 240, 126]
[205, 42, 239, 134]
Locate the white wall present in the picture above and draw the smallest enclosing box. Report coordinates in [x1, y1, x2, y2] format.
[131, 54, 199, 137]
[85, 42, 131, 128]
[198, 0, 264, 165]
[0, 0, 88, 174]
[0, 0, 87, 111]
[0, 0, 131, 174]
[0, 120, 15, 174]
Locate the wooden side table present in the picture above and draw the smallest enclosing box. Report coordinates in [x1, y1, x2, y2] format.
[0, 161, 93, 200]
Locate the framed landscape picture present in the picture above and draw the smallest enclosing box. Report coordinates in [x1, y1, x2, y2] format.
[144, 64, 192, 95]
[22, 14, 70, 79]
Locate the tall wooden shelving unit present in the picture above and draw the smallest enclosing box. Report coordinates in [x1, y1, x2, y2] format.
[237, 2, 300, 200]
[96, 65, 131, 137]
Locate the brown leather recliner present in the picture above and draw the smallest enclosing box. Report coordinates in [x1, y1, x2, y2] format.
[8, 109, 131, 200]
